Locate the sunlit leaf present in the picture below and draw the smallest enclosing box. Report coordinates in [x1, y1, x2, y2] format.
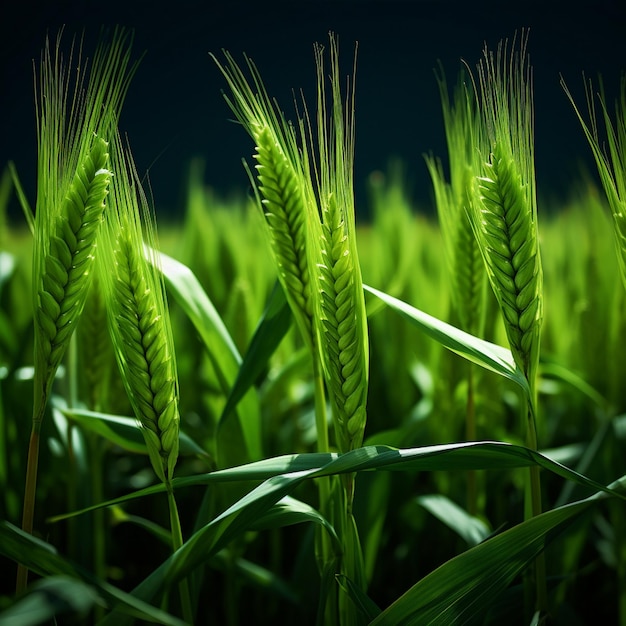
[60, 407, 210, 459]
[363, 284, 530, 397]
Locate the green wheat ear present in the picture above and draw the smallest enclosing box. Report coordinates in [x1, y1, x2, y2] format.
[97, 137, 180, 484]
[18, 28, 139, 594]
[468, 34, 547, 614]
[32, 28, 138, 420]
[211, 51, 320, 350]
[312, 38, 368, 454]
[426, 69, 487, 338]
[34, 138, 110, 407]
[253, 124, 316, 347]
[563, 75, 626, 289]
[468, 33, 542, 384]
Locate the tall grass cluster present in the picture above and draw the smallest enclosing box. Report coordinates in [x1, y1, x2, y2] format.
[1, 27, 626, 626]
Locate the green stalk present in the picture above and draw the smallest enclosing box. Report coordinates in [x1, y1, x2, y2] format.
[465, 364, 478, 516]
[17, 383, 48, 591]
[91, 436, 106, 622]
[167, 486, 193, 624]
[15, 422, 42, 592]
[312, 350, 338, 625]
[313, 350, 331, 528]
[524, 381, 547, 615]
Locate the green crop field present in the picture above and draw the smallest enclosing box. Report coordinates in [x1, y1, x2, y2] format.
[1, 26, 626, 626]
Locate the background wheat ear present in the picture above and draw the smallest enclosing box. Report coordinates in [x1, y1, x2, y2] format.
[563, 75, 626, 290]
[426, 69, 487, 339]
[97, 137, 180, 486]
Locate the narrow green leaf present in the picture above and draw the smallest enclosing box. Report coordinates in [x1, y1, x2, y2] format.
[414, 494, 491, 547]
[96, 443, 624, 626]
[49, 441, 623, 524]
[220, 280, 292, 424]
[0, 576, 99, 625]
[335, 574, 381, 622]
[153, 249, 262, 462]
[363, 284, 530, 397]
[369, 498, 594, 625]
[7, 161, 34, 234]
[60, 407, 210, 459]
[249, 496, 342, 554]
[0, 523, 186, 626]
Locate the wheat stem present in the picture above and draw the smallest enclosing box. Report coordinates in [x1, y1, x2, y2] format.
[470, 32, 546, 616]
[18, 30, 137, 592]
[98, 136, 191, 619]
[428, 70, 488, 516]
[168, 487, 193, 624]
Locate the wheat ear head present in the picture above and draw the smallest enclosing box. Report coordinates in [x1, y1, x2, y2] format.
[32, 29, 137, 418]
[98, 138, 180, 484]
[34, 138, 111, 410]
[474, 145, 542, 378]
[311, 38, 368, 454]
[211, 53, 320, 350]
[427, 70, 487, 337]
[318, 193, 368, 453]
[469, 33, 542, 382]
[253, 125, 316, 346]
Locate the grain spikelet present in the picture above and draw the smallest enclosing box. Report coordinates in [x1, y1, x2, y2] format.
[34, 138, 110, 409]
[98, 138, 180, 484]
[312, 38, 368, 453]
[32, 29, 137, 419]
[255, 125, 314, 344]
[469, 33, 542, 381]
[211, 52, 319, 349]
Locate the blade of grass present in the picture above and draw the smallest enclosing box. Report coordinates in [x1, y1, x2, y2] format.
[363, 284, 530, 398]
[219, 279, 292, 425]
[369, 497, 594, 625]
[153, 248, 262, 464]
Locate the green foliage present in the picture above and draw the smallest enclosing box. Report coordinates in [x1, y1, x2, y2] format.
[2, 27, 626, 626]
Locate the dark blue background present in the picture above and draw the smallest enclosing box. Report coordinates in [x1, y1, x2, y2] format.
[1, 1, 625, 221]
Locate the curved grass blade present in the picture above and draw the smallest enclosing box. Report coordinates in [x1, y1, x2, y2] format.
[152, 248, 262, 462]
[0, 523, 186, 626]
[82, 445, 625, 626]
[335, 574, 381, 622]
[248, 496, 341, 554]
[219, 279, 292, 425]
[7, 161, 34, 234]
[59, 407, 210, 460]
[369, 498, 595, 625]
[414, 494, 491, 547]
[364, 284, 530, 397]
[0, 576, 100, 625]
[49, 440, 624, 525]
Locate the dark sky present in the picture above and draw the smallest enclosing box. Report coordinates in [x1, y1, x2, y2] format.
[1, 1, 625, 222]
